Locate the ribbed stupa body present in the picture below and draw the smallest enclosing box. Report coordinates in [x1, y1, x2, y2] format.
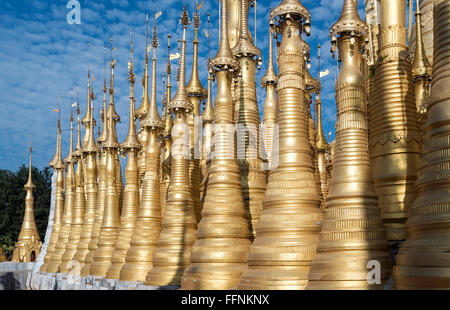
[369, 0, 421, 243]
[120, 129, 162, 282]
[307, 1, 392, 288]
[90, 63, 122, 276]
[59, 114, 87, 273]
[107, 47, 141, 279]
[80, 147, 106, 276]
[46, 126, 75, 272]
[12, 148, 42, 262]
[232, 0, 266, 241]
[59, 149, 86, 273]
[89, 147, 119, 276]
[237, 0, 322, 290]
[71, 149, 97, 273]
[187, 11, 207, 224]
[72, 108, 98, 274]
[120, 37, 163, 280]
[137, 129, 148, 200]
[145, 112, 197, 285]
[181, 0, 250, 290]
[145, 12, 197, 285]
[394, 0, 450, 289]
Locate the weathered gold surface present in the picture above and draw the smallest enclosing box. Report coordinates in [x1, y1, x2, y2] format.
[237, 0, 322, 290]
[394, 0, 450, 289]
[106, 36, 141, 279]
[307, 0, 392, 289]
[181, 0, 250, 290]
[11, 141, 42, 262]
[369, 0, 421, 243]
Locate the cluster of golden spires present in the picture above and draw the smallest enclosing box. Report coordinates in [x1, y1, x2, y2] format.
[7, 0, 446, 290]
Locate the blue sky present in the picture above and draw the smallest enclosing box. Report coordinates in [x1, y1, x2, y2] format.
[0, 0, 368, 171]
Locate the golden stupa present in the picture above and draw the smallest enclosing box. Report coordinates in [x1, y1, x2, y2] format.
[119, 14, 163, 282]
[80, 60, 109, 276]
[30, 0, 450, 291]
[145, 5, 197, 286]
[260, 28, 277, 172]
[40, 98, 65, 271]
[160, 34, 174, 220]
[237, 0, 322, 290]
[181, 0, 251, 290]
[72, 78, 98, 274]
[394, 0, 450, 289]
[307, 0, 392, 289]
[59, 75, 90, 274]
[11, 138, 42, 262]
[186, 3, 207, 224]
[369, 0, 421, 245]
[106, 32, 142, 279]
[45, 101, 76, 273]
[232, 0, 266, 241]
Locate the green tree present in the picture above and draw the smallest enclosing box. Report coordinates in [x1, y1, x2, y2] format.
[0, 166, 52, 260]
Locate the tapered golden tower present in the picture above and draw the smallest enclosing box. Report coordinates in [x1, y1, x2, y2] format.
[200, 71, 214, 204]
[41, 98, 65, 271]
[231, 0, 265, 241]
[261, 28, 277, 172]
[307, 0, 392, 289]
[89, 53, 121, 277]
[186, 3, 207, 224]
[316, 90, 329, 204]
[369, 0, 421, 244]
[81, 70, 96, 148]
[59, 103, 86, 273]
[394, 0, 450, 289]
[120, 17, 164, 282]
[46, 104, 76, 273]
[161, 35, 174, 219]
[106, 32, 142, 279]
[237, 0, 322, 290]
[181, 0, 251, 290]
[304, 67, 322, 208]
[145, 6, 197, 286]
[12, 139, 42, 262]
[81, 60, 108, 276]
[136, 17, 152, 199]
[411, 0, 432, 125]
[72, 77, 98, 274]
